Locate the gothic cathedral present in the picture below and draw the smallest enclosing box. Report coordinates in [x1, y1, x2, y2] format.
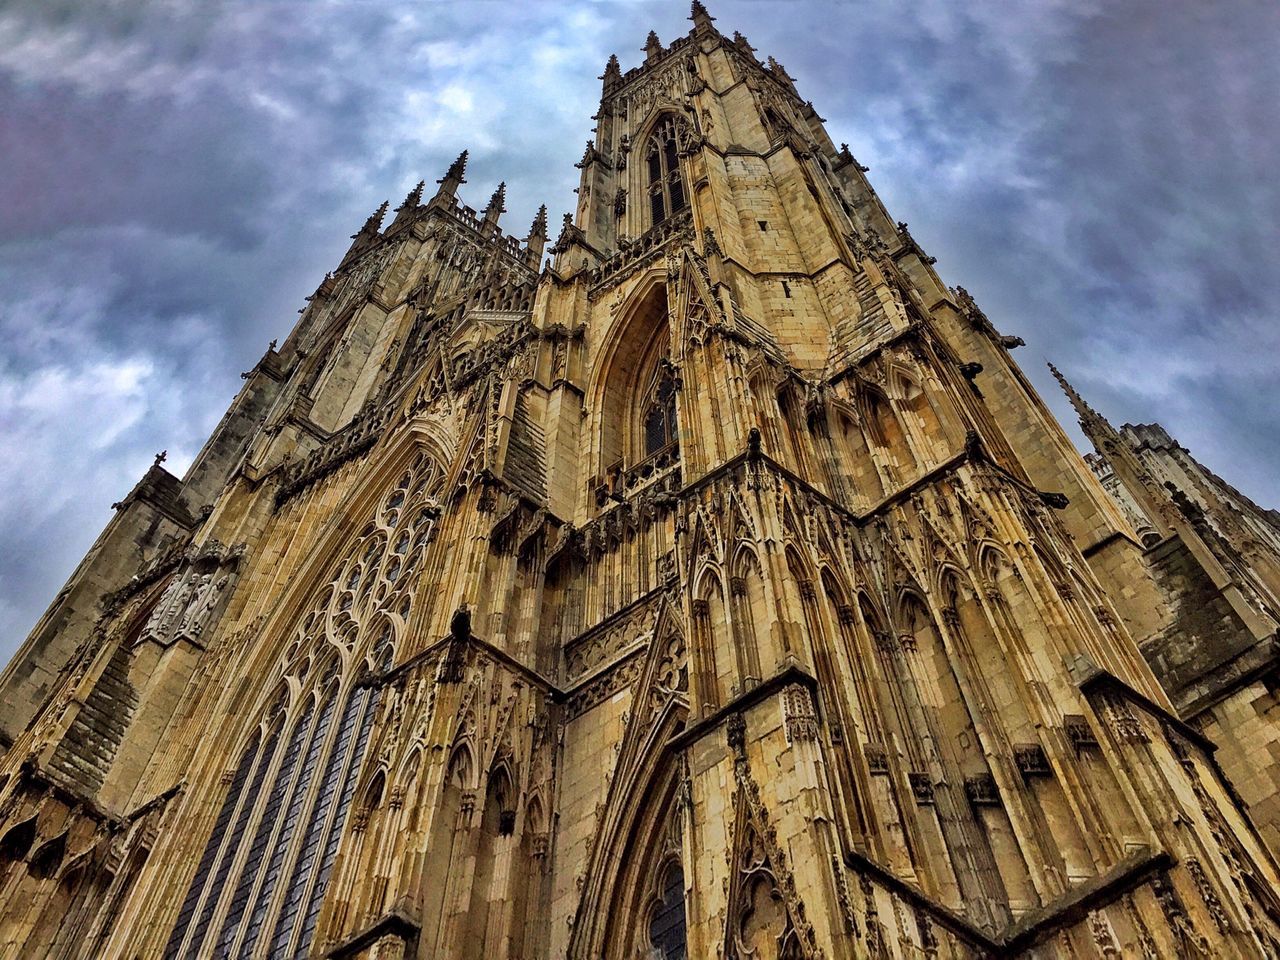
[3, 5, 1280, 958]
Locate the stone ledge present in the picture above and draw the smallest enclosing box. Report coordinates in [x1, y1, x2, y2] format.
[667, 661, 817, 752]
[844, 846, 1172, 957]
[325, 907, 419, 958]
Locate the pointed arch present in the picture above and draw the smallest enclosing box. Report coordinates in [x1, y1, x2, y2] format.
[568, 697, 688, 960]
[832, 401, 884, 505]
[587, 272, 676, 480]
[693, 569, 730, 710]
[729, 544, 768, 686]
[889, 362, 946, 453]
[858, 379, 916, 481]
[641, 112, 690, 227]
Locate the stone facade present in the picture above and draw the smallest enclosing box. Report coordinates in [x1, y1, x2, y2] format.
[1, 5, 1279, 958]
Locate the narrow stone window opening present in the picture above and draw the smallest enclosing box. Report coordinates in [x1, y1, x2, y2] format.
[647, 116, 688, 227]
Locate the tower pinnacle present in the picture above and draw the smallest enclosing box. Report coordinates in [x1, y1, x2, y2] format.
[396, 180, 425, 214]
[433, 150, 468, 204]
[352, 200, 388, 239]
[441, 149, 468, 184]
[601, 53, 622, 93]
[1049, 362, 1174, 536]
[525, 204, 549, 263]
[1047, 362, 1110, 439]
[528, 204, 548, 239]
[690, 0, 716, 33]
[644, 30, 663, 61]
[483, 181, 507, 226]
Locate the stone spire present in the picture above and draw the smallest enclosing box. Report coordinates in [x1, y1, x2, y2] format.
[340, 199, 389, 266]
[601, 53, 622, 94]
[1049, 362, 1173, 536]
[1048, 363, 1106, 436]
[353, 200, 388, 239]
[433, 149, 468, 203]
[525, 204, 549, 264]
[483, 181, 507, 227]
[644, 30, 663, 61]
[690, 1, 716, 34]
[394, 180, 425, 220]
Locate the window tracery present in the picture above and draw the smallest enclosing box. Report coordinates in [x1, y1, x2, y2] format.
[163, 453, 441, 959]
[646, 116, 687, 226]
[641, 359, 679, 460]
[648, 861, 688, 960]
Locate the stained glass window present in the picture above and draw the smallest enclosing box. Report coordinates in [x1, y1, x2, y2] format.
[163, 453, 439, 958]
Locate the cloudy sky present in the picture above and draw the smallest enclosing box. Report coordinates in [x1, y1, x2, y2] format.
[1, 0, 1277, 660]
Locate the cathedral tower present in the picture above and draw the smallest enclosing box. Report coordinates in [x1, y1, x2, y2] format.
[1, 5, 1280, 958]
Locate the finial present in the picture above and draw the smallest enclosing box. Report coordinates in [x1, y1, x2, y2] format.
[529, 204, 548, 239]
[396, 180, 425, 212]
[525, 204, 549, 262]
[439, 149, 469, 185]
[1047, 362, 1108, 431]
[690, 0, 715, 28]
[601, 53, 621, 81]
[353, 200, 388, 238]
[153, 450, 167, 468]
[483, 181, 507, 221]
[644, 30, 663, 59]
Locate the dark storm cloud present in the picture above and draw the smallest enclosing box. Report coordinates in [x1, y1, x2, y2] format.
[1, 0, 1276, 656]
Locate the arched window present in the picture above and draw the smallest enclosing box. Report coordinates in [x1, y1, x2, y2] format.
[163, 454, 439, 959]
[641, 359, 679, 459]
[648, 861, 687, 960]
[646, 116, 687, 226]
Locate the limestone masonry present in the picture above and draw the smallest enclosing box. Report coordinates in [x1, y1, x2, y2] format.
[2, 5, 1279, 958]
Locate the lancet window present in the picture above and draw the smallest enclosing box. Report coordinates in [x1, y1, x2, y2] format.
[646, 116, 687, 226]
[648, 861, 688, 960]
[163, 454, 441, 960]
[641, 359, 679, 460]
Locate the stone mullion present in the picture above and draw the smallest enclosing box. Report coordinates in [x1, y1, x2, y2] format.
[1002, 553, 1157, 869]
[673, 345, 703, 479]
[885, 391, 931, 478]
[394, 689, 469, 944]
[496, 533, 524, 649]
[857, 395, 900, 495]
[515, 546, 544, 669]
[705, 341, 733, 465]
[728, 574, 762, 691]
[915, 344, 970, 451]
[435, 749, 486, 956]
[688, 599, 718, 716]
[947, 586, 1075, 911]
[931, 595, 1039, 857]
